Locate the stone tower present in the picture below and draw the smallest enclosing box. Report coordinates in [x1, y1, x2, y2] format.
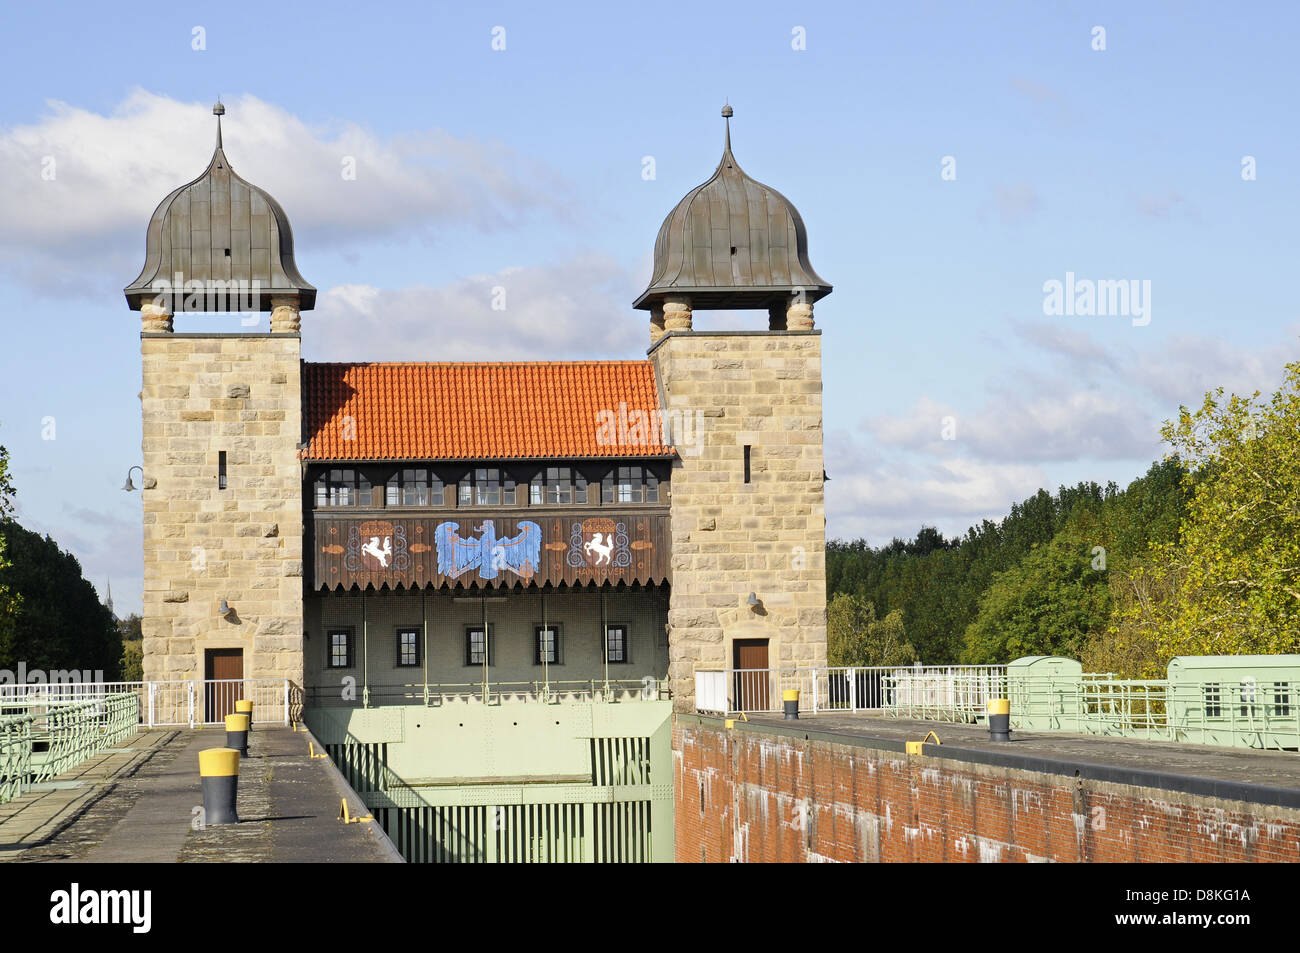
[125, 103, 313, 689]
[638, 107, 831, 711]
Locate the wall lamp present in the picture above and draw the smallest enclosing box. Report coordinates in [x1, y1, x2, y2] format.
[122, 466, 155, 491]
[219, 600, 234, 618]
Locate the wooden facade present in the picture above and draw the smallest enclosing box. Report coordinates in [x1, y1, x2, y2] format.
[313, 512, 671, 591]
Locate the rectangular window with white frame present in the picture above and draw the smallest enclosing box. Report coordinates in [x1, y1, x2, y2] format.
[535, 625, 562, 665]
[327, 628, 354, 669]
[465, 625, 495, 666]
[605, 623, 629, 664]
[396, 627, 420, 667]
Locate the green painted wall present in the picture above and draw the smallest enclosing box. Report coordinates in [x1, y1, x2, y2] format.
[306, 700, 674, 862]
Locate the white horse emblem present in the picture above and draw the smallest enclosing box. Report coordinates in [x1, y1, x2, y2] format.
[584, 532, 613, 566]
[361, 535, 392, 568]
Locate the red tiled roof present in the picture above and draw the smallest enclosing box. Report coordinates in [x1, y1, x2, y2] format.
[302, 362, 674, 461]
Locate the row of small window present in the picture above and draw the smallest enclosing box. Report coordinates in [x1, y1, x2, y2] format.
[326, 624, 631, 668]
[314, 466, 659, 508]
[1203, 681, 1291, 717]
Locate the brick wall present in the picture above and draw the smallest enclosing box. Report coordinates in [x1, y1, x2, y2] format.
[675, 719, 1300, 863]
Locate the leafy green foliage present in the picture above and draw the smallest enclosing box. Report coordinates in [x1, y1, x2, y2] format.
[827, 460, 1188, 668]
[1141, 364, 1300, 657]
[827, 593, 915, 667]
[0, 519, 121, 678]
[0, 437, 19, 639]
[118, 613, 144, 681]
[963, 537, 1112, 663]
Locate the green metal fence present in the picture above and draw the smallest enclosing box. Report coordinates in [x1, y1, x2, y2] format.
[305, 678, 668, 709]
[718, 656, 1300, 753]
[1009, 675, 1300, 750]
[309, 700, 674, 862]
[0, 693, 139, 804]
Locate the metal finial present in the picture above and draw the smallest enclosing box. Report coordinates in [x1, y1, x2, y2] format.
[213, 100, 225, 149]
[721, 103, 733, 154]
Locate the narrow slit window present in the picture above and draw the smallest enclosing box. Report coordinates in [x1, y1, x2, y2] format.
[218, 451, 227, 490]
[743, 445, 751, 484]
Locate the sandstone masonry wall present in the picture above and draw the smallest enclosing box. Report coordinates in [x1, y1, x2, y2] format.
[651, 331, 827, 712]
[140, 333, 304, 686]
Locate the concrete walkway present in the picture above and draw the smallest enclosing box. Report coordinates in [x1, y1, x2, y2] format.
[0, 729, 182, 859]
[743, 712, 1300, 807]
[3, 726, 401, 863]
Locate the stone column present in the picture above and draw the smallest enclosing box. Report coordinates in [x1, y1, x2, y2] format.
[270, 294, 301, 333]
[649, 305, 666, 344]
[786, 299, 814, 331]
[141, 303, 173, 333]
[663, 294, 693, 332]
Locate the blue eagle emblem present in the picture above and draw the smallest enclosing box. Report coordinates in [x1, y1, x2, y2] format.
[434, 520, 542, 580]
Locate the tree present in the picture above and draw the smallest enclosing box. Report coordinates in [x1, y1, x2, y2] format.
[963, 537, 1112, 664]
[0, 437, 19, 639]
[118, 613, 143, 681]
[0, 520, 121, 679]
[1085, 560, 1177, 677]
[118, 613, 142, 641]
[1143, 364, 1300, 657]
[827, 593, 916, 667]
[120, 640, 143, 681]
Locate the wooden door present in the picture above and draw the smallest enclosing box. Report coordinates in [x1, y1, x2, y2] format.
[732, 640, 769, 712]
[204, 649, 244, 723]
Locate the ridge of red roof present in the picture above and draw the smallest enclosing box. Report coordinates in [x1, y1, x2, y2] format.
[302, 361, 674, 461]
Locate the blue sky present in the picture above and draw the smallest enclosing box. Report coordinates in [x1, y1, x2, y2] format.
[1, 1, 1297, 615]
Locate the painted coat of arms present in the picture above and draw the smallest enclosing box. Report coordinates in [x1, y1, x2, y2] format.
[345, 520, 411, 572]
[435, 520, 542, 580]
[566, 518, 632, 570]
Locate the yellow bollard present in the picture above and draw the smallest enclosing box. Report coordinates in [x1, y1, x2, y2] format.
[199, 747, 240, 825]
[224, 713, 250, 756]
[988, 698, 1011, 742]
[783, 689, 801, 720]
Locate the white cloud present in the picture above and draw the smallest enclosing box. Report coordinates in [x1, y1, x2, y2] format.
[863, 389, 1158, 463]
[826, 432, 1045, 542]
[0, 90, 578, 296]
[1009, 320, 1119, 370]
[831, 325, 1300, 543]
[305, 253, 646, 362]
[864, 324, 1300, 467]
[1130, 331, 1298, 406]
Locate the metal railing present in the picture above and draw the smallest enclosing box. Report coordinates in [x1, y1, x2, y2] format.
[304, 678, 669, 708]
[883, 667, 1009, 723]
[695, 666, 1300, 753]
[0, 692, 139, 805]
[0, 678, 294, 729]
[1011, 675, 1300, 750]
[703, 666, 1009, 720]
